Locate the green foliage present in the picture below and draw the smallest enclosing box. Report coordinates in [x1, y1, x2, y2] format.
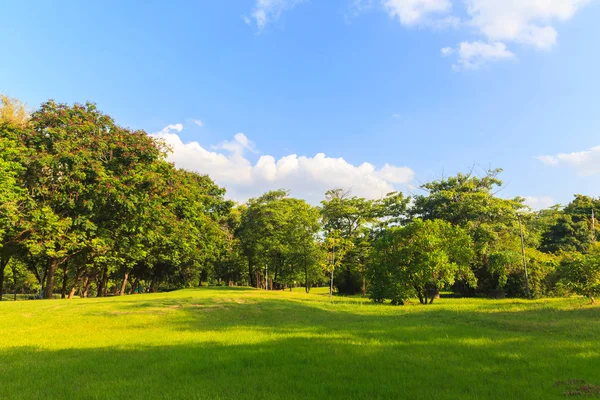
[238, 191, 323, 290]
[369, 219, 475, 305]
[541, 195, 599, 254]
[1, 95, 598, 303]
[558, 245, 600, 303]
[410, 168, 526, 294]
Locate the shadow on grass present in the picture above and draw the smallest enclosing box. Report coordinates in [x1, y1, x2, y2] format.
[2, 290, 599, 399]
[1, 334, 598, 399]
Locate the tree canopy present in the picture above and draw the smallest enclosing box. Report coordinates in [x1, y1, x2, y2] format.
[1, 96, 598, 305]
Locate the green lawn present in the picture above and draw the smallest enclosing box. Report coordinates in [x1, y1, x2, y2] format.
[1, 288, 599, 399]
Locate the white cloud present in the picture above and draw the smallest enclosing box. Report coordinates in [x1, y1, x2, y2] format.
[213, 133, 257, 156]
[158, 124, 183, 135]
[441, 47, 455, 56]
[437, 0, 592, 68]
[445, 41, 516, 69]
[464, 0, 591, 50]
[192, 119, 204, 127]
[245, 0, 306, 31]
[524, 196, 556, 210]
[537, 145, 600, 176]
[382, 0, 452, 25]
[152, 124, 415, 203]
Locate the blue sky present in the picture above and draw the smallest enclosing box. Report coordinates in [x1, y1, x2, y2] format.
[1, 0, 599, 206]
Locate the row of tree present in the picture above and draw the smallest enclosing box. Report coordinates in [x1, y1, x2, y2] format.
[1, 95, 599, 303]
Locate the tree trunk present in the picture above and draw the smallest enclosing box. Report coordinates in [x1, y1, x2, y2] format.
[150, 277, 158, 293]
[120, 270, 130, 296]
[329, 268, 334, 298]
[416, 287, 425, 305]
[428, 289, 439, 304]
[97, 267, 108, 297]
[12, 263, 18, 301]
[102, 272, 109, 297]
[0, 257, 7, 301]
[82, 277, 91, 298]
[97, 272, 104, 297]
[44, 259, 58, 299]
[68, 267, 84, 299]
[362, 274, 366, 297]
[60, 263, 69, 299]
[129, 278, 139, 295]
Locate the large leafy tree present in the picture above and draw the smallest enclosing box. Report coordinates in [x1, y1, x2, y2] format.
[20, 101, 164, 298]
[410, 168, 526, 294]
[238, 190, 321, 290]
[0, 123, 30, 300]
[369, 219, 475, 305]
[0, 95, 32, 300]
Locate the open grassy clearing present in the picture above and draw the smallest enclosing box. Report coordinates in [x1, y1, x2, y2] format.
[1, 288, 599, 399]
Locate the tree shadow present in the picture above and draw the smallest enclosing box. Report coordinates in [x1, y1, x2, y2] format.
[2, 290, 599, 399]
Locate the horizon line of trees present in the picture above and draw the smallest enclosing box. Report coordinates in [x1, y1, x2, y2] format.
[1, 95, 599, 304]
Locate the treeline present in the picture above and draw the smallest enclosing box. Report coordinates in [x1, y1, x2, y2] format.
[1, 96, 599, 303]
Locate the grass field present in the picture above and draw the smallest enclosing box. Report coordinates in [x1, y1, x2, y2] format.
[1, 287, 599, 399]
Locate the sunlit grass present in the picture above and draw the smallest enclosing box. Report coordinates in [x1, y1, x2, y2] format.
[1, 287, 599, 399]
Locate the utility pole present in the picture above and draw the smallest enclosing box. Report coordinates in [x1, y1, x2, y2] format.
[265, 265, 268, 291]
[329, 240, 335, 298]
[517, 214, 531, 298]
[592, 209, 596, 243]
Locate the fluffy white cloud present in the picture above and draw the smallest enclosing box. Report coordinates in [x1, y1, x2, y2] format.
[382, 0, 452, 25]
[192, 119, 204, 127]
[158, 124, 183, 134]
[537, 145, 600, 176]
[245, 0, 305, 30]
[442, 41, 516, 69]
[213, 133, 257, 156]
[152, 125, 415, 203]
[444, 0, 592, 68]
[524, 196, 556, 210]
[464, 0, 591, 49]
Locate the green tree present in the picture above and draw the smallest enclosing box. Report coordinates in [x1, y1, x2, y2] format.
[0, 123, 30, 300]
[540, 195, 599, 254]
[320, 189, 376, 294]
[238, 190, 321, 291]
[369, 219, 475, 305]
[410, 168, 526, 295]
[558, 245, 600, 303]
[0, 95, 32, 300]
[21, 101, 164, 298]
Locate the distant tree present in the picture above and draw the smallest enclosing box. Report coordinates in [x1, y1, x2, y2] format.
[323, 229, 352, 297]
[540, 195, 599, 254]
[0, 94, 29, 126]
[238, 191, 321, 291]
[558, 245, 600, 303]
[320, 189, 376, 294]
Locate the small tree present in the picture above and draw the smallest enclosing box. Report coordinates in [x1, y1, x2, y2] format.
[559, 245, 600, 304]
[369, 219, 476, 305]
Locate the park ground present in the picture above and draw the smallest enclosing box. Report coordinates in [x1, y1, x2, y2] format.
[1, 287, 599, 399]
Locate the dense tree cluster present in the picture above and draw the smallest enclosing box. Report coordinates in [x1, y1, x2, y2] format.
[1, 96, 598, 303]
